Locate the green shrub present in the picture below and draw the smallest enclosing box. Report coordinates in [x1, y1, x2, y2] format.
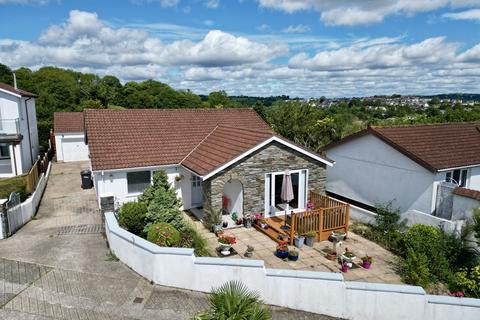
[118, 201, 147, 236]
[195, 281, 271, 320]
[0, 175, 28, 201]
[450, 266, 480, 298]
[202, 205, 222, 231]
[146, 222, 181, 247]
[374, 202, 406, 234]
[404, 224, 451, 282]
[401, 248, 430, 287]
[138, 170, 184, 231]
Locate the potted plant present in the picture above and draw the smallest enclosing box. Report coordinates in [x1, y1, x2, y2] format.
[325, 248, 337, 261]
[231, 212, 238, 222]
[288, 250, 299, 261]
[254, 213, 263, 223]
[294, 234, 305, 248]
[243, 213, 253, 228]
[174, 174, 183, 182]
[305, 231, 316, 247]
[276, 241, 289, 259]
[222, 221, 229, 228]
[258, 218, 268, 229]
[307, 200, 315, 210]
[361, 255, 373, 269]
[235, 218, 243, 226]
[340, 247, 356, 268]
[341, 262, 349, 273]
[218, 235, 236, 255]
[244, 245, 254, 257]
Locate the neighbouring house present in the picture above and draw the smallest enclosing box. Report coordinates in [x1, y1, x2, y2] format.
[54, 112, 89, 162]
[84, 109, 334, 221]
[324, 122, 480, 222]
[0, 82, 39, 178]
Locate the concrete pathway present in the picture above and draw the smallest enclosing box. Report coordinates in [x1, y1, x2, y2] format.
[0, 162, 338, 319]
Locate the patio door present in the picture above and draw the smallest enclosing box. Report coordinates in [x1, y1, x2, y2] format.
[264, 169, 307, 216]
[191, 175, 203, 207]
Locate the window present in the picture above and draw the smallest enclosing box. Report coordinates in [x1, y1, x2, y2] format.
[445, 169, 468, 187]
[0, 144, 10, 158]
[192, 175, 202, 187]
[265, 169, 307, 215]
[127, 171, 151, 194]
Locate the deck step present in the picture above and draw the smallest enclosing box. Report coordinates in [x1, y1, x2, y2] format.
[253, 224, 290, 243]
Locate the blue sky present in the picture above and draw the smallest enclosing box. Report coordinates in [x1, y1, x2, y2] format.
[1, 0, 480, 97]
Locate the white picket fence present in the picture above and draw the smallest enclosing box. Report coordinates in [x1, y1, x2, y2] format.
[0, 162, 52, 239]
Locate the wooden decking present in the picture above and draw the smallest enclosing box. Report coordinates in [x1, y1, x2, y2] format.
[253, 216, 291, 243]
[254, 191, 350, 244]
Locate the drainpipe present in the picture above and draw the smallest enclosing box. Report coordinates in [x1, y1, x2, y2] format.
[24, 97, 34, 166]
[12, 144, 18, 175]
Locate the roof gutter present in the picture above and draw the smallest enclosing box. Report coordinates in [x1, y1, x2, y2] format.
[436, 163, 480, 172]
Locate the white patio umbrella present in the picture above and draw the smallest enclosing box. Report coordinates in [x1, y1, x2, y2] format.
[280, 170, 294, 230]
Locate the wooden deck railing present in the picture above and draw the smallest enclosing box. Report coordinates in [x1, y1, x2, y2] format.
[289, 190, 350, 244]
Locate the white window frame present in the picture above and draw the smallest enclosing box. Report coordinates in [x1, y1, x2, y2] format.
[445, 168, 469, 188]
[264, 169, 308, 216]
[126, 170, 152, 195]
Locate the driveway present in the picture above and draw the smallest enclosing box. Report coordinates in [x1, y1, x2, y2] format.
[0, 162, 338, 320]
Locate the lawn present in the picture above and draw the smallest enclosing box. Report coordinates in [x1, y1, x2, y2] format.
[0, 175, 28, 201]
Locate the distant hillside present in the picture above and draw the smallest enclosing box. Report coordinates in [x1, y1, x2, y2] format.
[421, 93, 480, 101]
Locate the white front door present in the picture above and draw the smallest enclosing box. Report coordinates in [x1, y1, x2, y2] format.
[264, 169, 308, 216]
[191, 175, 203, 207]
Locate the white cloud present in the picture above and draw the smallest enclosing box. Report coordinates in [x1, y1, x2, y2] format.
[2, 9, 480, 97]
[205, 0, 219, 8]
[256, 24, 272, 32]
[0, 10, 286, 71]
[257, 0, 480, 26]
[443, 8, 480, 19]
[131, 0, 180, 7]
[288, 37, 459, 71]
[283, 24, 310, 33]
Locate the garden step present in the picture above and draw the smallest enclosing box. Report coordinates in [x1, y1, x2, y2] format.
[253, 224, 290, 244]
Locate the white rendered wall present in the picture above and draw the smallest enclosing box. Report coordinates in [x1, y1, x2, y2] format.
[55, 133, 89, 162]
[223, 179, 243, 217]
[326, 134, 436, 214]
[105, 212, 480, 320]
[94, 165, 193, 210]
[468, 166, 480, 190]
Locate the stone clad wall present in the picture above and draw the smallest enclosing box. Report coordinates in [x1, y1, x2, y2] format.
[202, 141, 327, 214]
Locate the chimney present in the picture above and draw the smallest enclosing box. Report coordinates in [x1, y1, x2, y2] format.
[13, 72, 17, 89]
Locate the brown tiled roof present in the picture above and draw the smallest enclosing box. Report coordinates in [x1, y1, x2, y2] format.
[453, 187, 480, 201]
[181, 126, 274, 176]
[0, 82, 37, 97]
[85, 108, 273, 171]
[324, 122, 480, 172]
[54, 112, 84, 134]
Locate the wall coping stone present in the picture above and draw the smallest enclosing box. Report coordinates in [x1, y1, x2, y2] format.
[266, 268, 344, 282]
[427, 295, 480, 308]
[346, 281, 426, 295]
[195, 257, 265, 268]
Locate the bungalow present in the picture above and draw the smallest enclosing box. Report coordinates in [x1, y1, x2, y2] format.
[324, 122, 480, 219]
[53, 112, 89, 162]
[84, 108, 334, 220]
[0, 82, 39, 177]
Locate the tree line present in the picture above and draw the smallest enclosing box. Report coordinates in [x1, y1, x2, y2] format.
[1, 63, 479, 152]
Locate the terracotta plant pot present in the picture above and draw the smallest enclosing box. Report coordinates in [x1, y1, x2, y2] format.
[326, 252, 337, 261]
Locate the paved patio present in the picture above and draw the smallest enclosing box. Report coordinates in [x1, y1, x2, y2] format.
[186, 213, 402, 284]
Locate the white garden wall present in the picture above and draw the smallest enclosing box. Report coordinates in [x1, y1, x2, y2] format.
[105, 212, 480, 320]
[0, 162, 52, 239]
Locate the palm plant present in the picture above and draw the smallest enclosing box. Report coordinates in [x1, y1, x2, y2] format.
[194, 281, 271, 320]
